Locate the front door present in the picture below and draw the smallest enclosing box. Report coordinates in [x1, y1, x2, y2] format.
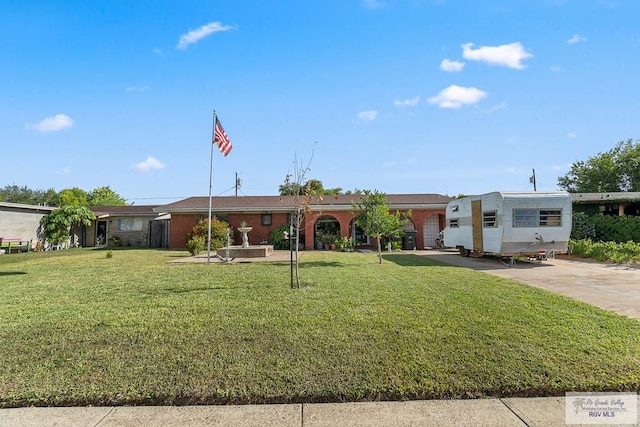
[96, 220, 108, 246]
[471, 200, 483, 252]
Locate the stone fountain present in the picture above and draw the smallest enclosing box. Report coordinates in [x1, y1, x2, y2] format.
[216, 222, 273, 259]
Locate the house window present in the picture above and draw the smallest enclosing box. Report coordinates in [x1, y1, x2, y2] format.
[261, 214, 272, 226]
[448, 218, 459, 228]
[483, 211, 497, 227]
[513, 209, 562, 227]
[117, 219, 143, 231]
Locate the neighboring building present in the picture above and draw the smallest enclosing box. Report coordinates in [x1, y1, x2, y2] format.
[571, 192, 640, 216]
[155, 194, 451, 250]
[0, 202, 55, 245]
[82, 205, 170, 248]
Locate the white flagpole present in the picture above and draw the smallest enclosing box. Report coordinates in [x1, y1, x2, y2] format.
[207, 110, 216, 264]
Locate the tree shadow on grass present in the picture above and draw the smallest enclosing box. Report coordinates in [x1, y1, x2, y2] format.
[382, 253, 449, 267]
[0, 271, 27, 276]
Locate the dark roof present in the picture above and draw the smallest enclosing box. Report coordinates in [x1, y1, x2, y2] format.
[571, 192, 640, 203]
[0, 202, 56, 213]
[89, 205, 162, 218]
[155, 194, 451, 213]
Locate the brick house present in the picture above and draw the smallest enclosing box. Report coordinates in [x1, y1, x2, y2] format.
[156, 194, 451, 250]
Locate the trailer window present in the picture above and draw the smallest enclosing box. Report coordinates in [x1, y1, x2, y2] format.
[448, 218, 459, 228]
[513, 209, 562, 227]
[483, 211, 497, 227]
[540, 210, 562, 226]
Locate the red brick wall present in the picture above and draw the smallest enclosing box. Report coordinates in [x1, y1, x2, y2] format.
[169, 208, 446, 250]
[169, 214, 201, 249]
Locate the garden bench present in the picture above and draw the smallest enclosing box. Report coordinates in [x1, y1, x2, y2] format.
[0, 237, 31, 254]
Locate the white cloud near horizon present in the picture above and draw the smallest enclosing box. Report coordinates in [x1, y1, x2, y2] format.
[427, 85, 487, 109]
[177, 21, 233, 50]
[440, 59, 465, 72]
[567, 34, 586, 44]
[26, 113, 74, 133]
[133, 156, 165, 172]
[357, 110, 379, 121]
[394, 97, 420, 107]
[462, 42, 532, 69]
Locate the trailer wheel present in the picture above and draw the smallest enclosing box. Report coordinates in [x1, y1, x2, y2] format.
[458, 247, 471, 257]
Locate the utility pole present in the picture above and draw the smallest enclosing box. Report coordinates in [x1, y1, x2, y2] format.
[235, 172, 242, 197]
[530, 169, 537, 191]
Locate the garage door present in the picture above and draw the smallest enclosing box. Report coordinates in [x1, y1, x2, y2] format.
[423, 215, 440, 248]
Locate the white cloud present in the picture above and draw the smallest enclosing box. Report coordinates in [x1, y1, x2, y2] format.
[133, 156, 165, 172]
[427, 85, 487, 109]
[440, 59, 465, 72]
[567, 34, 586, 44]
[357, 110, 379, 121]
[27, 113, 74, 133]
[486, 101, 508, 113]
[177, 21, 233, 50]
[462, 42, 533, 69]
[550, 65, 562, 72]
[394, 97, 420, 107]
[125, 86, 149, 92]
[568, 132, 577, 138]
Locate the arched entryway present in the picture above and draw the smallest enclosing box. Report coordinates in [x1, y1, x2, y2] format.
[315, 215, 340, 250]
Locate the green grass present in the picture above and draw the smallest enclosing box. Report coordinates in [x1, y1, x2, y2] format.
[1, 248, 639, 407]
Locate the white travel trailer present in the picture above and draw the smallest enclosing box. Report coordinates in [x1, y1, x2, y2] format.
[442, 191, 572, 261]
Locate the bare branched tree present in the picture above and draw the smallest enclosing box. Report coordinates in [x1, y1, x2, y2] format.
[285, 144, 320, 288]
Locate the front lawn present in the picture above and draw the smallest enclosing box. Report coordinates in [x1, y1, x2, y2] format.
[0, 249, 639, 407]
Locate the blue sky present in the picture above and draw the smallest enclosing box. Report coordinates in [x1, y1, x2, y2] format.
[2, 0, 639, 205]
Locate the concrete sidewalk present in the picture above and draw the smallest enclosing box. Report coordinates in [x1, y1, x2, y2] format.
[3, 396, 638, 426]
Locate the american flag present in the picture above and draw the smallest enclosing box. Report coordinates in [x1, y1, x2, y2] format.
[214, 118, 232, 156]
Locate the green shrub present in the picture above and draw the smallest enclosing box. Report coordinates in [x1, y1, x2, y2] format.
[269, 224, 291, 250]
[188, 217, 232, 250]
[569, 238, 640, 264]
[186, 236, 205, 256]
[334, 236, 354, 252]
[571, 212, 596, 240]
[105, 249, 113, 259]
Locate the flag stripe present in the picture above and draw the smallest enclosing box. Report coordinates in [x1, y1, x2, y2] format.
[213, 119, 232, 156]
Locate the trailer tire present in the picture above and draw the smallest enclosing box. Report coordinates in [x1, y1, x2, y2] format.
[458, 247, 471, 257]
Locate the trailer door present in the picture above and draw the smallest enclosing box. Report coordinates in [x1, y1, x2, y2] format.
[472, 200, 483, 252]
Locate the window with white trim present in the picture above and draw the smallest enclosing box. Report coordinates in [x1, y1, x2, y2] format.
[117, 219, 143, 231]
[483, 211, 497, 227]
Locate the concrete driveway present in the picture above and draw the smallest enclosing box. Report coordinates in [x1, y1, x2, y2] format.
[418, 250, 640, 320]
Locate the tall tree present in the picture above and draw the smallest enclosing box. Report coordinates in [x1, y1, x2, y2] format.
[279, 178, 343, 196]
[558, 139, 640, 192]
[57, 187, 88, 206]
[0, 185, 57, 206]
[352, 190, 411, 264]
[87, 186, 127, 206]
